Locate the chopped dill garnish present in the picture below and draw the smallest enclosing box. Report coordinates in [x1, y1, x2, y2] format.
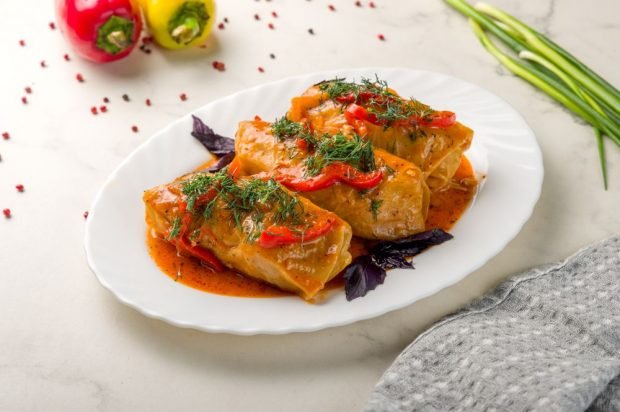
[167, 217, 182, 240]
[305, 133, 376, 176]
[370, 199, 383, 220]
[272, 117, 303, 140]
[180, 170, 305, 243]
[318, 77, 361, 101]
[318, 75, 438, 128]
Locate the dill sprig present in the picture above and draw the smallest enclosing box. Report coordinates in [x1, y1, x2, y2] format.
[272, 117, 304, 140]
[166, 217, 182, 240]
[370, 199, 383, 220]
[305, 133, 376, 176]
[272, 117, 318, 147]
[179, 170, 305, 242]
[318, 77, 361, 101]
[318, 75, 438, 127]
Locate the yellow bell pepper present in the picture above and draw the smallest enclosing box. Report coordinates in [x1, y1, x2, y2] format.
[141, 0, 216, 49]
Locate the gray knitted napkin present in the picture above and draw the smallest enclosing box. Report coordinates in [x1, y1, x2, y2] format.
[364, 235, 620, 412]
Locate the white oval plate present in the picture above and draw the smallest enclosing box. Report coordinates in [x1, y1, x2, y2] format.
[84, 68, 543, 335]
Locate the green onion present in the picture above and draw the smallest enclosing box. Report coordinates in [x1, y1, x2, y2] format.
[445, 0, 620, 189]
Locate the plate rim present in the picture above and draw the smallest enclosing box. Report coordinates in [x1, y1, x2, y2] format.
[84, 66, 544, 335]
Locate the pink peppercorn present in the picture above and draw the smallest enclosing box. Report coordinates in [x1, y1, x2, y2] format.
[3, 209, 11, 218]
[16, 184, 24, 192]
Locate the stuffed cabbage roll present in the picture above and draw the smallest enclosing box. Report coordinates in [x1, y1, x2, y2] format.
[234, 117, 429, 240]
[144, 170, 352, 300]
[287, 78, 473, 191]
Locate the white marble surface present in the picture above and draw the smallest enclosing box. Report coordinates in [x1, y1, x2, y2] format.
[1, 0, 619, 410]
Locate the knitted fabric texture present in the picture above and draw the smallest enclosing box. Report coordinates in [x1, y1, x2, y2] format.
[364, 235, 620, 412]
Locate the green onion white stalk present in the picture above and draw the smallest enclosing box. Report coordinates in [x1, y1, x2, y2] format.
[445, 0, 620, 189]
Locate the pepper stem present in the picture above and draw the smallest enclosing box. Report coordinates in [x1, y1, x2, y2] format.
[96, 15, 135, 55]
[107, 31, 129, 49]
[167, 2, 209, 45]
[171, 17, 200, 44]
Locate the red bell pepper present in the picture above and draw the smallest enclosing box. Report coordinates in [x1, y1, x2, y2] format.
[275, 163, 383, 192]
[416, 111, 456, 128]
[344, 103, 456, 129]
[55, 0, 142, 63]
[169, 201, 225, 272]
[258, 215, 337, 249]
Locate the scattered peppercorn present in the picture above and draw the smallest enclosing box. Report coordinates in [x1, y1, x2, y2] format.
[64, 53, 70, 61]
[49, 22, 56, 30]
[268, 23, 274, 29]
[212, 61, 226, 71]
[83, 211, 89, 219]
[328, 4, 336, 11]
[272, 11, 278, 17]
[25, 87, 32, 94]
[21, 97, 28, 105]
[308, 28, 315, 35]
[254, 14, 260, 20]
[19, 40, 25, 46]
[131, 125, 139, 133]
[258, 66, 265, 73]
[40, 60, 47, 68]
[3, 209, 11, 218]
[76, 73, 84, 82]
[355, 0, 362, 6]
[103, 97, 110, 103]
[378, 33, 385, 41]
[2, 132, 9, 140]
[269, 53, 276, 59]
[369, 1, 376, 7]
[122, 94, 130, 102]
[91, 106, 98, 115]
[146, 98, 152, 106]
[100, 105, 107, 113]
[224, 17, 229, 23]
[15, 184, 24, 192]
[180, 93, 188, 101]
[218, 22, 225, 30]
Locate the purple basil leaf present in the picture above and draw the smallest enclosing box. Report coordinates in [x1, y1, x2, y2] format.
[343, 255, 387, 301]
[191, 115, 235, 156]
[371, 254, 413, 270]
[371, 228, 453, 260]
[207, 152, 236, 173]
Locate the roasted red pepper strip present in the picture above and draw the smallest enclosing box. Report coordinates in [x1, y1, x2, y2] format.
[170, 201, 225, 272]
[176, 235, 225, 272]
[416, 111, 456, 128]
[345, 104, 379, 125]
[344, 103, 456, 129]
[258, 215, 336, 248]
[276, 163, 383, 192]
[55, 0, 142, 63]
[334, 91, 374, 104]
